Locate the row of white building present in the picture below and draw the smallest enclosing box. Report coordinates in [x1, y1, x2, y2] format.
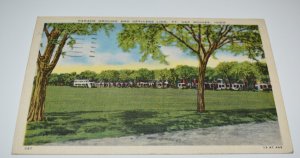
[73, 79, 272, 91]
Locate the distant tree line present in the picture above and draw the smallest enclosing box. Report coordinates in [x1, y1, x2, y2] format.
[208, 61, 270, 89]
[47, 61, 270, 89]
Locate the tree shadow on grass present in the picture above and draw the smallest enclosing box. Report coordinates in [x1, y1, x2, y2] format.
[122, 110, 164, 134]
[204, 108, 277, 124]
[25, 108, 278, 145]
[121, 108, 278, 135]
[25, 111, 109, 139]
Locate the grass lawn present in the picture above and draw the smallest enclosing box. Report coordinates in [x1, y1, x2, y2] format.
[24, 86, 277, 145]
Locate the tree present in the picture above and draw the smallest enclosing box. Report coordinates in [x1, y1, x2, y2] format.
[69, 72, 77, 85]
[119, 70, 134, 82]
[57, 73, 69, 86]
[205, 67, 218, 82]
[175, 65, 198, 82]
[255, 62, 270, 83]
[231, 61, 261, 89]
[99, 70, 119, 82]
[48, 73, 59, 86]
[154, 69, 172, 88]
[168, 68, 178, 88]
[49, 72, 76, 86]
[78, 70, 97, 81]
[118, 24, 264, 112]
[215, 61, 238, 86]
[135, 68, 154, 82]
[129, 71, 139, 83]
[28, 23, 114, 122]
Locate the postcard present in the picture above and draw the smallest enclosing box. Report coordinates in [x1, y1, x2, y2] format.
[12, 17, 293, 154]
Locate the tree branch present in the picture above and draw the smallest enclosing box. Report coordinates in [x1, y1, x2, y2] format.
[161, 24, 198, 53]
[205, 25, 212, 48]
[218, 25, 226, 36]
[197, 24, 207, 58]
[222, 26, 232, 37]
[200, 44, 206, 55]
[43, 24, 50, 40]
[183, 25, 198, 44]
[37, 50, 44, 65]
[211, 25, 233, 52]
[217, 39, 232, 49]
[47, 34, 68, 72]
[43, 28, 62, 64]
[185, 25, 207, 55]
[206, 25, 227, 54]
[38, 50, 42, 59]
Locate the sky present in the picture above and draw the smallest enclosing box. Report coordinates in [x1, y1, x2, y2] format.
[40, 24, 261, 73]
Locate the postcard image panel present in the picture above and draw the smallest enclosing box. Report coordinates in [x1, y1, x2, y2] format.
[12, 17, 293, 154]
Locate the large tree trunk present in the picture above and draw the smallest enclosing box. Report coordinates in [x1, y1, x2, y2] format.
[27, 67, 50, 121]
[27, 30, 68, 122]
[197, 62, 207, 112]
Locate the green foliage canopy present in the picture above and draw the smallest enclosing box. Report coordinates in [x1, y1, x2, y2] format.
[118, 24, 264, 66]
[175, 65, 198, 81]
[215, 61, 239, 84]
[154, 69, 172, 81]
